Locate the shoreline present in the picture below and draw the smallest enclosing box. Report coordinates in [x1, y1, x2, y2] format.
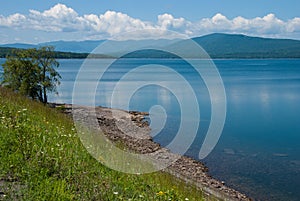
[56, 103, 251, 201]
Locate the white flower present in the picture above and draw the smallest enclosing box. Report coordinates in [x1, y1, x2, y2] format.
[113, 191, 119, 195]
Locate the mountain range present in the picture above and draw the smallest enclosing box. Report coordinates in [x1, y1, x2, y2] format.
[1, 33, 300, 58]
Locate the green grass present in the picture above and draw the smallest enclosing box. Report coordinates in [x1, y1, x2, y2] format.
[0, 87, 214, 201]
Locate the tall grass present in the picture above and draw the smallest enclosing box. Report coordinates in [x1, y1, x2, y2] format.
[0, 87, 213, 201]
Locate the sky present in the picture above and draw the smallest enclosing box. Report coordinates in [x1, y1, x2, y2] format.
[0, 0, 300, 44]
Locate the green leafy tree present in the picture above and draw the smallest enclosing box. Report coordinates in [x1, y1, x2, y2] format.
[1, 46, 61, 103]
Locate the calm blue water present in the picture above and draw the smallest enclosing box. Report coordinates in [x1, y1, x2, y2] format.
[1, 58, 300, 201]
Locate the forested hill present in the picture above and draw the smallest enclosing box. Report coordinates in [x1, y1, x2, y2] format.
[192, 33, 300, 58]
[0, 47, 110, 59]
[1, 33, 300, 58]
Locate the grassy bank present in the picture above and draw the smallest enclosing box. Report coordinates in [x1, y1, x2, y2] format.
[0, 87, 212, 201]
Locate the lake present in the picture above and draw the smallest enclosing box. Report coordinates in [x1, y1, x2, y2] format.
[1, 58, 300, 201]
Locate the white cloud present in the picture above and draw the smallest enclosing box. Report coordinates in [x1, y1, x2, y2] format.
[85, 10, 153, 34]
[0, 13, 26, 27]
[0, 4, 155, 37]
[287, 17, 300, 32]
[157, 14, 187, 29]
[191, 13, 286, 35]
[0, 3, 300, 41]
[27, 4, 87, 32]
[195, 13, 232, 32]
[250, 14, 285, 34]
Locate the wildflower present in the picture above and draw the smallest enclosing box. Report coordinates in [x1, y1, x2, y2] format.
[185, 198, 189, 201]
[156, 191, 165, 196]
[113, 191, 119, 195]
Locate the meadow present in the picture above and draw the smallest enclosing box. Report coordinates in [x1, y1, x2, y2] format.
[0, 87, 212, 201]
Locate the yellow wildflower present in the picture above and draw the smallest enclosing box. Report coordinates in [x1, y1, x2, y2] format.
[156, 191, 165, 196]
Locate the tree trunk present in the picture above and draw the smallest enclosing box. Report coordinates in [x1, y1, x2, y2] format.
[43, 86, 47, 104]
[39, 89, 43, 102]
[42, 64, 47, 104]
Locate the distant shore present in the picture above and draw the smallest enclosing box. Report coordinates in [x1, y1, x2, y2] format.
[55, 103, 251, 201]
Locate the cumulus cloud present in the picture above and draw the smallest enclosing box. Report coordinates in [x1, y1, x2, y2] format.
[157, 14, 187, 29]
[0, 13, 26, 27]
[287, 17, 300, 32]
[0, 4, 156, 38]
[84, 10, 153, 35]
[190, 13, 287, 35]
[0, 3, 300, 40]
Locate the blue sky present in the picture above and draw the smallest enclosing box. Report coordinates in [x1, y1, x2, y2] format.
[0, 0, 300, 43]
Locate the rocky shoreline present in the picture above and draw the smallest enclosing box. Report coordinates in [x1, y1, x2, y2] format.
[57, 104, 251, 201]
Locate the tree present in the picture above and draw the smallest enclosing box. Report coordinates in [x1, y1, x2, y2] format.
[33, 46, 61, 104]
[1, 46, 61, 104]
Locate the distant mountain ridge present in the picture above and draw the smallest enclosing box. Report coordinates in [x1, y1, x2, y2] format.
[1, 33, 300, 58]
[0, 40, 105, 53]
[40, 40, 105, 53]
[193, 33, 300, 58]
